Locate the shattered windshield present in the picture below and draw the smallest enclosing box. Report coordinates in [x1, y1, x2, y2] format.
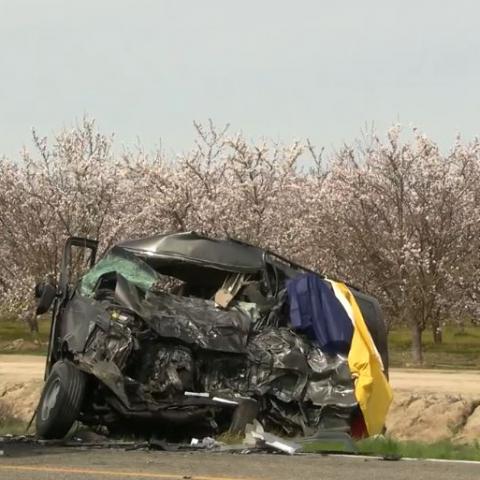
[79, 248, 161, 297]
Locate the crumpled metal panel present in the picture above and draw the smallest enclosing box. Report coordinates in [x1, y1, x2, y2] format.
[74, 272, 358, 435]
[247, 328, 309, 403]
[110, 273, 252, 354]
[200, 354, 250, 396]
[144, 345, 194, 398]
[77, 320, 135, 406]
[198, 327, 357, 434]
[141, 291, 253, 354]
[305, 348, 357, 408]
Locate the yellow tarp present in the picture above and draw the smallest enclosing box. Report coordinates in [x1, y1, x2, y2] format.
[328, 280, 393, 436]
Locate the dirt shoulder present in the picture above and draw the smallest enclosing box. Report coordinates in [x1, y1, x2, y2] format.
[389, 368, 480, 396]
[0, 355, 45, 385]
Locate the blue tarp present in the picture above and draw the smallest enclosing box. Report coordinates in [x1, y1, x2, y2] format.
[286, 273, 353, 354]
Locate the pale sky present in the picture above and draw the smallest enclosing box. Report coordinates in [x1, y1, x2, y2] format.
[1, 0, 479, 158]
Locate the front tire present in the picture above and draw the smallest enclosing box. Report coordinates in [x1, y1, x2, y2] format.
[36, 360, 87, 439]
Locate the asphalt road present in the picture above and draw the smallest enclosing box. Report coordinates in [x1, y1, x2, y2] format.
[0, 447, 479, 480]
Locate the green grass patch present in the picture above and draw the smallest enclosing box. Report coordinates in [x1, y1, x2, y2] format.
[0, 315, 50, 354]
[0, 314, 50, 341]
[301, 439, 355, 454]
[216, 431, 245, 445]
[356, 437, 480, 462]
[389, 326, 480, 349]
[303, 436, 480, 461]
[388, 326, 480, 369]
[0, 402, 29, 435]
[0, 417, 28, 436]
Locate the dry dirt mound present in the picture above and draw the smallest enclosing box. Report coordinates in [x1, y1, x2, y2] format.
[386, 391, 480, 444]
[1, 338, 38, 352]
[0, 379, 42, 422]
[386, 368, 480, 443]
[456, 404, 480, 444]
[0, 355, 44, 423]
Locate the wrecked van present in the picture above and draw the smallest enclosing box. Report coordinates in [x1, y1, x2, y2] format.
[35, 232, 391, 440]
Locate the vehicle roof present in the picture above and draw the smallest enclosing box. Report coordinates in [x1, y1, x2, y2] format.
[116, 231, 268, 273]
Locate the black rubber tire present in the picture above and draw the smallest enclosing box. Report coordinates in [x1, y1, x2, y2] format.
[36, 360, 87, 439]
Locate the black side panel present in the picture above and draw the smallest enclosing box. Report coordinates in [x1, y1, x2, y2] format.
[352, 290, 389, 375]
[59, 293, 104, 353]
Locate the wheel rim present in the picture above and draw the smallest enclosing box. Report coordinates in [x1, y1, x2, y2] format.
[40, 377, 61, 421]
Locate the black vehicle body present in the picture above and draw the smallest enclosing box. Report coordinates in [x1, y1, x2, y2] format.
[36, 232, 389, 439]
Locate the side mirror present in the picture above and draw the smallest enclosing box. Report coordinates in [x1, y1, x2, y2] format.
[36, 283, 57, 315]
[34, 282, 45, 299]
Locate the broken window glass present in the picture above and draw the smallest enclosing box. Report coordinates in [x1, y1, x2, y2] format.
[79, 249, 161, 297]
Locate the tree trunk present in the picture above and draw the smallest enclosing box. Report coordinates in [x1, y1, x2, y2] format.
[411, 323, 423, 365]
[431, 311, 443, 344]
[28, 315, 39, 335]
[21, 305, 39, 334]
[432, 322, 443, 344]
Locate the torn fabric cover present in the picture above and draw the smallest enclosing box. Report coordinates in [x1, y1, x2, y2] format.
[329, 280, 393, 436]
[286, 273, 353, 354]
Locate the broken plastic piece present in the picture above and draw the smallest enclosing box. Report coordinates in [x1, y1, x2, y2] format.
[183, 392, 239, 406]
[184, 392, 209, 398]
[229, 399, 259, 435]
[243, 420, 264, 447]
[215, 273, 250, 308]
[201, 437, 217, 449]
[212, 397, 239, 405]
[247, 426, 301, 454]
[262, 433, 301, 455]
[189, 437, 218, 450]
